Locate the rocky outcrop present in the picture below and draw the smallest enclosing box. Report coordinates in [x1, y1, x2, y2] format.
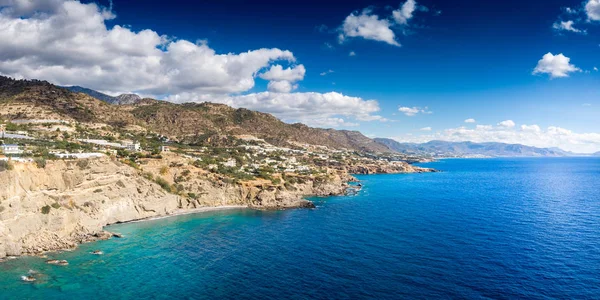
[345, 161, 436, 175]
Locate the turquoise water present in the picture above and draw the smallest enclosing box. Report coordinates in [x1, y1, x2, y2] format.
[1, 158, 600, 299]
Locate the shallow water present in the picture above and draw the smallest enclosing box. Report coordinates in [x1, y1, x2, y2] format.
[1, 158, 599, 299]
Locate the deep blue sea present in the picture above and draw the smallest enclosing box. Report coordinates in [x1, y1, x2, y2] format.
[1, 158, 600, 299]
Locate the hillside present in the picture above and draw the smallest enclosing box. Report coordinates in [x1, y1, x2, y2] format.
[0, 76, 391, 153]
[375, 138, 574, 157]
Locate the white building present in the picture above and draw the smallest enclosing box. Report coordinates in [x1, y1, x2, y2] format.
[160, 145, 170, 152]
[123, 142, 141, 152]
[222, 158, 237, 167]
[1, 144, 23, 155]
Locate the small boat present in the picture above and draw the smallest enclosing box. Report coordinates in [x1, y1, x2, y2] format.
[21, 275, 36, 282]
[46, 259, 69, 266]
[91, 250, 104, 255]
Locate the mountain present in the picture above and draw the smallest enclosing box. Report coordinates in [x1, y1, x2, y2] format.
[0, 76, 391, 153]
[375, 138, 573, 157]
[115, 94, 141, 105]
[63, 86, 117, 103]
[127, 100, 391, 152]
[64, 86, 142, 105]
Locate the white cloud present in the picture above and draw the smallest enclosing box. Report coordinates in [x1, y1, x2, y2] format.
[594, 67, 598, 71]
[259, 64, 305, 93]
[259, 64, 305, 82]
[583, 103, 592, 106]
[267, 80, 297, 93]
[586, 0, 600, 20]
[339, 9, 400, 46]
[553, 20, 584, 33]
[349, 51, 356, 56]
[533, 53, 581, 78]
[498, 120, 516, 128]
[165, 91, 385, 128]
[393, 0, 417, 25]
[420, 127, 432, 131]
[398, 106, 432, 116]
[521, 124, 541, 132]
[464, 118, 476, 123]
[0, 0, 301, 97]
[392, 124, 600, 153]
[320, 69, 334, 76]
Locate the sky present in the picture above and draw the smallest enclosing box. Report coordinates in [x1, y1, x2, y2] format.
[0, 0, 599, 152]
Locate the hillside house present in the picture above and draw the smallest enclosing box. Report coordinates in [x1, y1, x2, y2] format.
[0, 144, 23, 155]
[123, 142, 141, 152]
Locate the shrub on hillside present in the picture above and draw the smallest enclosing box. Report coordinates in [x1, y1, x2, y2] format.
[41, 205, 51, 214]
[0, 161, 14, 172]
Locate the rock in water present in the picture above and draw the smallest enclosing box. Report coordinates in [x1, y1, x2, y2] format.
[46, 259, 69, 266]
[21, 276, 36, 282]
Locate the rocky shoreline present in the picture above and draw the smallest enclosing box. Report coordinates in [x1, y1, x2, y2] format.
[0, 157, 434, 259]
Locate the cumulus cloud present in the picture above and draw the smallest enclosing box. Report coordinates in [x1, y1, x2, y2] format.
[349, 51, 357, 56]
[392, 122, 600, 153]
[0, 0, 301, 96]
[266, 80, 296, 93]
[166, 91, 385, 128]
[259, 64, 305, 92]
[497, 120, 516, 128]
[259, 64, 305, 82]
[0, 0, 390, 128]
[339, 9, 400, 46]
[553, 20, 585, 33]
[586, 0, 600, 20]
[320, 70, 334, 76]
[533, 53, 581, 78]
[398, 106, 432, 116]
[521, 124, 541, 132]
[393, 0, 417, 25]
[464, 118, 476, 123]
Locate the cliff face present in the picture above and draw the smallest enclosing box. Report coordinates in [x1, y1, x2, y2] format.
[0, 158, 353, 258]
[0, 159, 178, 258]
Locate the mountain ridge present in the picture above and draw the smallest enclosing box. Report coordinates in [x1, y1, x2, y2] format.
[375, 138, 578, 157]
[0, 76, 392, 153]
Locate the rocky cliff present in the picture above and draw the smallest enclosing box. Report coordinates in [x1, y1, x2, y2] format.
[0, 158, 354, 258]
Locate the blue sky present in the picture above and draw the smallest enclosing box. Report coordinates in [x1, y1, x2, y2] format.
[0, 0, 599, 152]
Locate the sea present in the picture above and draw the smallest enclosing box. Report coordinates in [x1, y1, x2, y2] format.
[1, 158, 599, 299]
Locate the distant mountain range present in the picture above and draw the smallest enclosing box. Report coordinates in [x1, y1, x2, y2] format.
[63, 86, 141, 105]
[375, 138, 579, 158]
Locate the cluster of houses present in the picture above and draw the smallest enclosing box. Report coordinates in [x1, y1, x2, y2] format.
[77, 139, 169, 153]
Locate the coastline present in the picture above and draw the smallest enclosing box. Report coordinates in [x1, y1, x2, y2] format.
[123, 205, 248, 224]
[0, 157, 435, 261]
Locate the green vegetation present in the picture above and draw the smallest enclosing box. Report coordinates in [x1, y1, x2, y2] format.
[159, 166, 169, 175]
[76, 159, 89, 169]
[34, 157, 46, 168]
[41, 205, 51, 214]
[51, 203, 61, 209]
[154, 177, 172, 193]
[142, 172, 154, 181]
[0, 161, 14, 172]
